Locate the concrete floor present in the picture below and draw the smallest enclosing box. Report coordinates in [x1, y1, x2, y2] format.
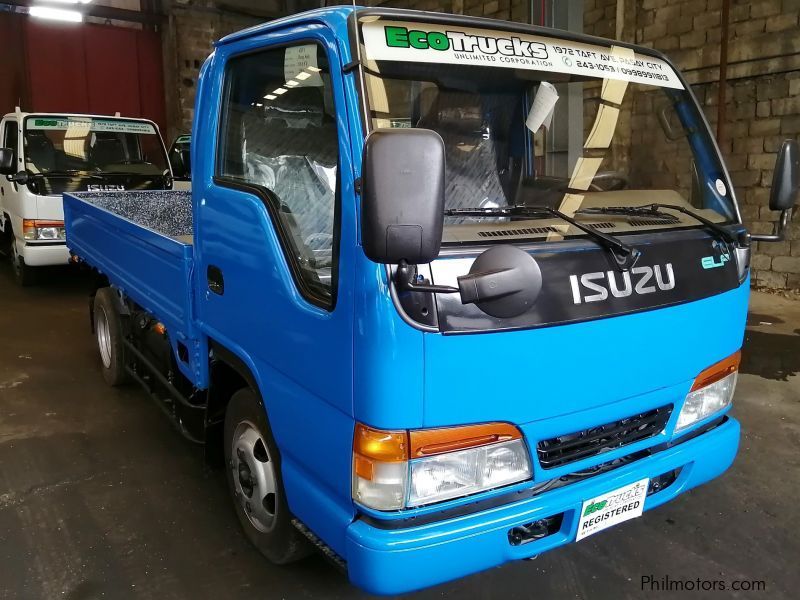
[1, 264, 798, 600]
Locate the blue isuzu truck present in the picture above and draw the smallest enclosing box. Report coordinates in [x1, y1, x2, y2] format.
[61, 7, 798, 595]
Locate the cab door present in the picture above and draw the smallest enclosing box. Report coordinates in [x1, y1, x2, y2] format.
[193, 26, 358, 552]
[0, 118, 21, 235]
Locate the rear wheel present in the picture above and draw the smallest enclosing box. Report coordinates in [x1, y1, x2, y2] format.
[224, 388, 311, 564]
[11, 242, 36, 287]
[93, 287, 130, 386]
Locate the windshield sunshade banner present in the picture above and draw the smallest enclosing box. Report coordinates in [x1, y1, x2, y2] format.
[361, 20, 684, 90]
[27, 118, 157, 135]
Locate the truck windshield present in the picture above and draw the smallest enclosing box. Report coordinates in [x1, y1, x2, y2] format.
[360, 20, 735, 245]
[23, 116, 169, 177]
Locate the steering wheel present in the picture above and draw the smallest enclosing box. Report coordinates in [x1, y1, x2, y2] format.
[588, 171, 628, 192]
[304, 232, 333, 251]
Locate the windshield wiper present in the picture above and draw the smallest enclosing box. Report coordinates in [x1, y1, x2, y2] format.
[576, 204, 741, 246]
[28, 169, 110, 179]
[647, 204, 743, 246]
[30, 170, 92, 178]
[575, 205, 675, 220]
[445, 205, 641, 270]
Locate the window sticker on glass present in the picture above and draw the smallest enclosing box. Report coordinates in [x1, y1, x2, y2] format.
[525, 82, 559, 132]
[27, 118, 157, 135]
[284, 44, 324, 87]
[361, 20, 684, 90]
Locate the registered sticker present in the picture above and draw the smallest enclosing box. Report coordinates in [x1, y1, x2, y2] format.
[576, 478, 649, 541]
[715, 178, 727, 196]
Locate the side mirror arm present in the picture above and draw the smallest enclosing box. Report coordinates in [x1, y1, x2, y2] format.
[751, 207, 793, 242]
[9, 171, 30, 185]
[395, 260, 459, 294]
[394, 259, 529, 307]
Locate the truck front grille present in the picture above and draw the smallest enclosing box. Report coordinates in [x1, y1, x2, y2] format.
[537, 405, 673, 469]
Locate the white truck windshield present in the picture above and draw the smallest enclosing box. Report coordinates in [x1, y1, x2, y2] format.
[360, 20, 735, 245]
[23, 116, 168, 177]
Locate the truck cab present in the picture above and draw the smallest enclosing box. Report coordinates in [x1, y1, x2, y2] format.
[0, 111, 171, 285]
[62, 6, 798, 595]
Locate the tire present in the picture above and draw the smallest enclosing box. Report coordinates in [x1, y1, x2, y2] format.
[0, 221, 13, 258]
[93, 287, 130, 387]
[11, 242, 36, 287]
[224, 388, 312, 564]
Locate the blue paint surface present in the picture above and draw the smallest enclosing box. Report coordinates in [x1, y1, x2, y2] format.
[64, 6, 747, 594]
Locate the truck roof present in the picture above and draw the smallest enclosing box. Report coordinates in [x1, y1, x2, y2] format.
[217, 6, 355, 46]
[216, 5, 671, 65]
[2, 111, 159, 124]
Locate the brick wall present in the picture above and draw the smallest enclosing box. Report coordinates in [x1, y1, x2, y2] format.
[587, 0, 800, 290]
[161, 1, 267, 140]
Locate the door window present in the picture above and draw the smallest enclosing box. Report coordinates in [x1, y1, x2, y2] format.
[217, 43, 339, 308]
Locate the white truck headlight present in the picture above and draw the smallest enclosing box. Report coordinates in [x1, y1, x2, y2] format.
[23, 219, 65, 241]
[353, 423, 532, 511]
[675, 351, 740, 434]
[409, 439, 530, 506]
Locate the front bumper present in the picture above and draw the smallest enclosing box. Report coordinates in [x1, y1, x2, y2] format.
[345, 417, 739, 595]
[19, 241, 70, 267]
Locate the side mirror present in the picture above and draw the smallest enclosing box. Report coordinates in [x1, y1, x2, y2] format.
[656, 102, 683, 141]
[9, 171, 29, 185]
[769, 139, 799, 211]
[0, 148, 15, 175]
[171, 147, 191, 179]
[361, 128, 445, 265]
[180, 148, 191, 178]
[752, 139, 799, 242]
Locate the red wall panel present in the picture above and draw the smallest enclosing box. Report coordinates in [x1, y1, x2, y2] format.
[0, 13, 30, 113]
[18, 20, 165, 131]
[84, 24, 141, 119]
[136, 30, 167, 133]
[24, 21, 89, 113]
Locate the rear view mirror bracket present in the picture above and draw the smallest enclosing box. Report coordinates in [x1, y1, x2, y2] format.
[9, 171, 29, 185]
[750, 208, 792, 243]
[395, 260, 458, 294]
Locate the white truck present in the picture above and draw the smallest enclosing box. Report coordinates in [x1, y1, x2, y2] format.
[0, 110, 172, 285]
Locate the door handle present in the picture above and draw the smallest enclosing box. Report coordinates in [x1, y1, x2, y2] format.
[207, 265, 224, 295]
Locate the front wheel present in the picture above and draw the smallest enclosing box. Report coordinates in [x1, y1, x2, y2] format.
[224, 388, 312, 564]
[11, 243, 36, 287]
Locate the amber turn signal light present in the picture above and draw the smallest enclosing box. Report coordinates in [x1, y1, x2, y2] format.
[691, 350, 741, 392]
[409, 422, 522, 458]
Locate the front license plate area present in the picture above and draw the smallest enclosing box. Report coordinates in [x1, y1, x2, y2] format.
[576, 478, 649, 541]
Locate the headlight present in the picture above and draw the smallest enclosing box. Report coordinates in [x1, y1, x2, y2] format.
[409, 439, 530, 506]
[675, 351, 740, 434]
[23, 219, 65, 241]
[353, 423, 532, 511]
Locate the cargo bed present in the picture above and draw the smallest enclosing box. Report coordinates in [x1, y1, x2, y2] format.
[63, 190, 195, 343]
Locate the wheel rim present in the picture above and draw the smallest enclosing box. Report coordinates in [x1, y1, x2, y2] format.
[231, 421, 277, 533]
[96, 306, 113, 369]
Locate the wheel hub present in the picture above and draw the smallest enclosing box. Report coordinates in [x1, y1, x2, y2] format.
[237, 449, 255, 497]
[231, 422, 277, 533]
